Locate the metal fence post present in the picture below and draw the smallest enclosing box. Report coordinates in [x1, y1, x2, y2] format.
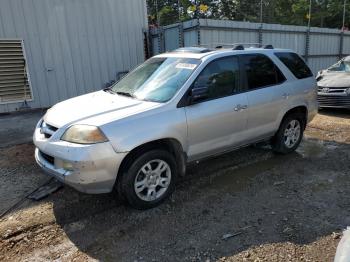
[157, 27, 165, 53]
[196, 18, 201, 46]
[305, 29, 310, 62]
[179, 22, 184, 47]
[143, 29, 151, 59]
[258, 24, 263, 46]
[339, 31, 344, 60]
[157, 28, 161, 54]
[162, 27, 166, 52]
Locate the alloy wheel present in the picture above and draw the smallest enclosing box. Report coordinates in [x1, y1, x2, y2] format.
[134, 159, 171, 202]
[283, 119, 301, 148]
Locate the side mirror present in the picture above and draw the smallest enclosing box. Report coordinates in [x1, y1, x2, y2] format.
[190, 86, 208, 104]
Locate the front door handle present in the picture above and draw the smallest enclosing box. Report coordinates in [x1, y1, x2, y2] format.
[282, 93, 290, 99]
[234, 104, 248, 111]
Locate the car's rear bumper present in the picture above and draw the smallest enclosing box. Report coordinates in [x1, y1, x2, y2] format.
[317, 93, 350, 108]
[33, 126, 127, 194]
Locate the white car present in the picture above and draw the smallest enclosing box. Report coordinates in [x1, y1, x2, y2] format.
[33, 45, 317, 209]
[317, 56, 350, 108]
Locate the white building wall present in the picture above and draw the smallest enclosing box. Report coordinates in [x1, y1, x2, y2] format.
[0, 0, 148, 113]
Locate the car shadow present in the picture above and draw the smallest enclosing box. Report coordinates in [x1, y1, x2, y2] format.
[319, 107, 350, 118]
[51, 138, 350, 261]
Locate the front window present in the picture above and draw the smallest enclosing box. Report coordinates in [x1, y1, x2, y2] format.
[192, 56, 240, 101]
[111, 57, 200, 102]
[328, 59, 350, 72]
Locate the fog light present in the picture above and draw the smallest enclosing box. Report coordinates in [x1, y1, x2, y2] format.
[62, 161, 74, 171]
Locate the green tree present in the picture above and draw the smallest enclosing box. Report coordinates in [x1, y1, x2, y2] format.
[147, 0, 193, 25]
[147, 0, 350, 28]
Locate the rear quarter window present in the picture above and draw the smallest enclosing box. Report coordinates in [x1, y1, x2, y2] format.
[275, 52, 313, 79]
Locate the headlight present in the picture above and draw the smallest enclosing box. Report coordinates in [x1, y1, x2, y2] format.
[61, 125, 108, 144]
[346, 88, 350, 95]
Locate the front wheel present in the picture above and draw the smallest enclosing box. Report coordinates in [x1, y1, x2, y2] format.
[121, 149, 177, 209]
[272, 114, 305, 154]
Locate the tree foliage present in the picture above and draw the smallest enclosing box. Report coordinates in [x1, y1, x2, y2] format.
[147, 0, 349, 29]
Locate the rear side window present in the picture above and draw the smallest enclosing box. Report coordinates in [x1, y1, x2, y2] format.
[240, 54, 286, 90]
[193, 56, 240, 100]
[275, 52, 313, 79]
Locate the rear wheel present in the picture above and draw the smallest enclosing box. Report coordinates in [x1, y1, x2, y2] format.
[121, 149, 177, 209]
[272, 113, 305, 154]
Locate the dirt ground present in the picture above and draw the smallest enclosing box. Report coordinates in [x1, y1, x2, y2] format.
[0, 109, 349, 262]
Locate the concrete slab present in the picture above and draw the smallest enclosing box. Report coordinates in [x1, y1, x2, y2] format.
[0, 109, 45, 148]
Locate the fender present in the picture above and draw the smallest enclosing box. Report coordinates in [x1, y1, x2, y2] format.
[100, 106, 188, 154]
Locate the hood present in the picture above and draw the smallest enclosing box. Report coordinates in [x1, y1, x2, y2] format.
[44, 90, 160, 128]
[318, 71, 350, 88]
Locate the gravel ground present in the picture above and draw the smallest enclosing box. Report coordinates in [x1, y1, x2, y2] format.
[0, 109, 349, 262]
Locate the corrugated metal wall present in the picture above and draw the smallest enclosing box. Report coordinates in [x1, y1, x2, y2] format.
[0, 0, 148, 113]
[151, 19, 350, 74]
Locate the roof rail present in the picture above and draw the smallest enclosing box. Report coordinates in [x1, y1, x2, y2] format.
[262, 44, 274, 49]
[172, 43, 274, 54]
[232, 44, 244, 50]
[173, 47, 212, 53]
[214, 43, 274, 50]
[215, 44, 244, 50]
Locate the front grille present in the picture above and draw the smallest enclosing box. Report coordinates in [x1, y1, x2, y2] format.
[40, 121, 58, 138]
[39, 150, 54, 165]
[318, 94, 350, 108]
[317, 86, 348, 94]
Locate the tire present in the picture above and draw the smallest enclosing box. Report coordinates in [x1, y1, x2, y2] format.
[272, 113, 305, 154]
[121, 149, 177, 209]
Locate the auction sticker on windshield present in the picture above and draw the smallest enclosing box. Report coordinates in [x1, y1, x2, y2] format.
[175, 63, 197, 70]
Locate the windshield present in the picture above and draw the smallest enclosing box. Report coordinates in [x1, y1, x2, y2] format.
[111, 57, 200, 102]
[328, 60, 350, 72]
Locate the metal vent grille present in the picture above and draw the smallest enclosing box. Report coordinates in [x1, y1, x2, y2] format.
[0, 40, 32, 103]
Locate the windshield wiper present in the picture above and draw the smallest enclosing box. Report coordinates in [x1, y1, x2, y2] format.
[116, 91, 134, 98]
[103, 87, 116, 94]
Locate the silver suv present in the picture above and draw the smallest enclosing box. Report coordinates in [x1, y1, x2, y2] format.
[33, 45, 318, 209]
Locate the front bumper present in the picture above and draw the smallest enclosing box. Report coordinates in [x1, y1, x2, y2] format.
[33, 125, 127, 194]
